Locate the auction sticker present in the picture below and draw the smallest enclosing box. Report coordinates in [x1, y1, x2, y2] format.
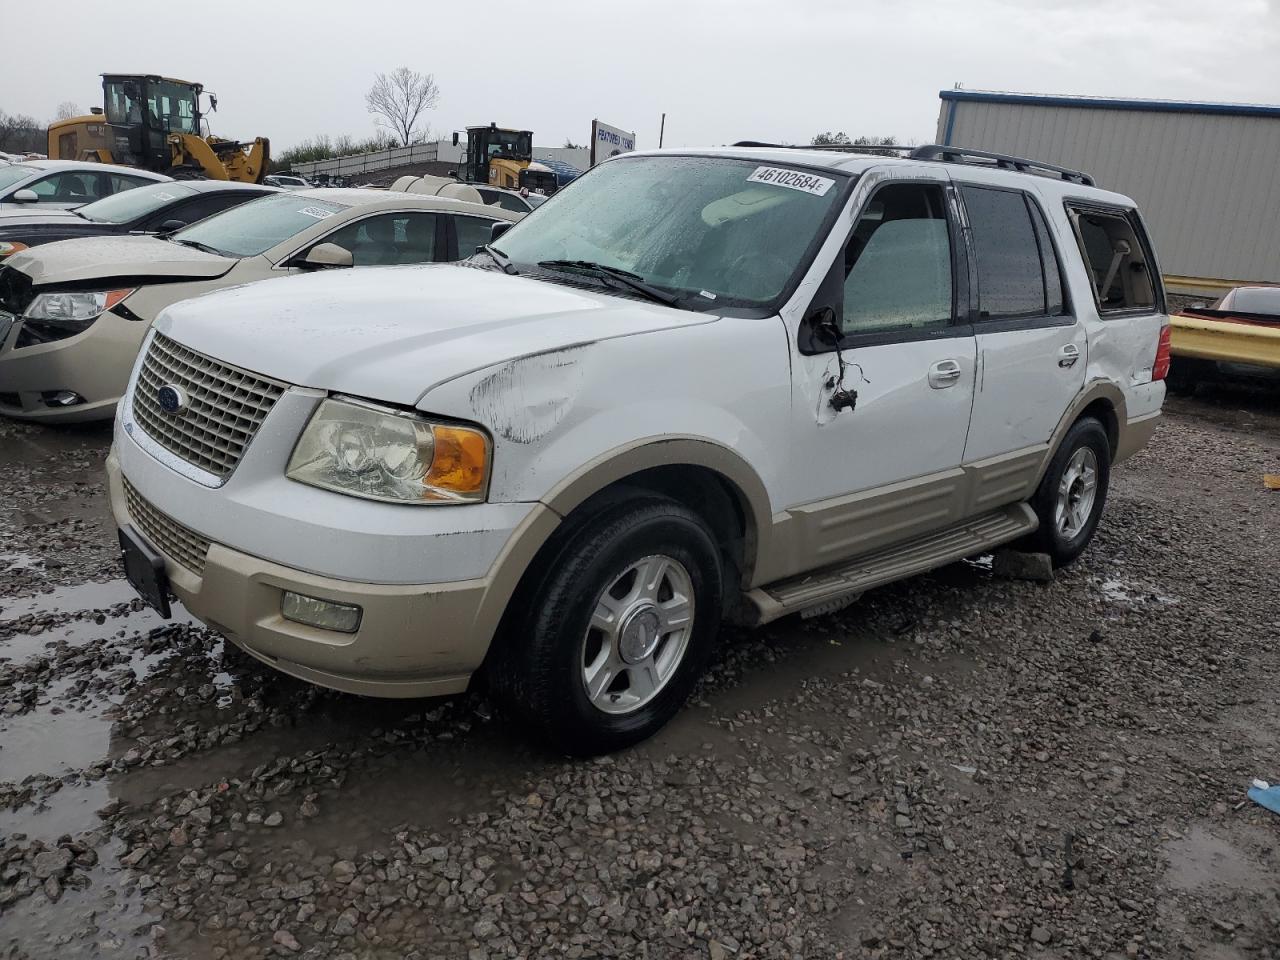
[747, 166, 835, 197]
[298, 206, 335, 220]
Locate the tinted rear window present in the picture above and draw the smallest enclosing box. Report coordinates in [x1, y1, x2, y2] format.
[962, 186, 1045, 320]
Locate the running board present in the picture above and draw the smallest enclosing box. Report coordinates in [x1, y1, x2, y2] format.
[744, 503, 1038, 625]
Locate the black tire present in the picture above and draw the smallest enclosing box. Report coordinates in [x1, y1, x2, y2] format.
[492, 497, 723, 756]
[1164, 358, 1210, 397]
[1020, 417, 1111, 567]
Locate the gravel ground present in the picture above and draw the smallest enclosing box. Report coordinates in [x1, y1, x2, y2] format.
[2, 386, 1279, 960]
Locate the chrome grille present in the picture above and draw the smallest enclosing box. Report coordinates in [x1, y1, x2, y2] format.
[133, 333, 286, 480]
[123, 477, 211, 576]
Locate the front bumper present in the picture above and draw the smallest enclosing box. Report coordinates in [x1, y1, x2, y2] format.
[108, 448, 558, 698]
[0, 310, 148, 422]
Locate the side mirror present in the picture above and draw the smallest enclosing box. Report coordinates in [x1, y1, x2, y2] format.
[301, 242, 354, 269]
[12, 189, 39, 204]
[158, 219, 187, 233]
[490, 221, 512, 242]
[806, 306, 842, 347]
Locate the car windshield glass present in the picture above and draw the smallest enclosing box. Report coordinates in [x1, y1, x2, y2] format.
[1217, 287, 1280, 315]
[171, 193, 348, 257]
[78, 182, 198, 224]
[493, 155, 847, 311]
[0, 165, 38, 192]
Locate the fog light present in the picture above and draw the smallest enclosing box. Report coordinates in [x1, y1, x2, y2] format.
[281, 592, 362, 633]
[42, 390, 84, 407]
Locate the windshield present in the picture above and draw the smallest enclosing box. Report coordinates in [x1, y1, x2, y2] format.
[171, 193, 347, 257]
[492, 155, 848, 310]
[79, 182, 197, 224]
[105, 78, 198, 134]
[0, 164, 38, 192]
[484, 129, 531, 158]
[1216, 286, 1280, 316]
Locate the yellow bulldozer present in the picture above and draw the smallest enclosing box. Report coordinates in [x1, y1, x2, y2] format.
[461, 123, 559, 195]
[48, 74, 269, 183]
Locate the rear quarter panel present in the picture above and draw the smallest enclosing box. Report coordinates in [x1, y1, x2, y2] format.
[1031, 183, 1167, 423]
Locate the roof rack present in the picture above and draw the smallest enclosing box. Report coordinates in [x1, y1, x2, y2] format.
[732, 140, 915, 154]
[909, 144, 1095, 186]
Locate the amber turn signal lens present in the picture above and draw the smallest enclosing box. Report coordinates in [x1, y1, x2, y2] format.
[425, 426, 489, 496]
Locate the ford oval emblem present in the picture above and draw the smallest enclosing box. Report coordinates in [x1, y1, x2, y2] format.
[157, 384, 188, 414]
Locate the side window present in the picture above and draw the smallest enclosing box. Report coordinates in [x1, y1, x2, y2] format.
[108, 174, 154, 194]
[318, 213, 438, 266]
[29, 172, 102, 203]
[1065, 204, 1158, 314]
[961, 186, 1048, 320]
[164, 193, 254, 228]
[1027, 200, 1066, 315]
[453, 215, 499, 261]
[840, 182, 953, 336]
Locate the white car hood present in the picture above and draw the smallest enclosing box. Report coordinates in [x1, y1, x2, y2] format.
[7, 234, 236, 285]
[157, 264, 717, 406]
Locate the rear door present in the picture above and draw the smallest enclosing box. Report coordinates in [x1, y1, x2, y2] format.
[958, 183, 1086, 464]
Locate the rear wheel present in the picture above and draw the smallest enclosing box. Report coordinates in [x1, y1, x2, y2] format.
[1021, 417, 1111, 567]
[493, 497, 723, 755]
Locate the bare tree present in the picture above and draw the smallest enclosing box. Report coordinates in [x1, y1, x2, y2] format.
[365, 68, 440, 147]
[55, 101, 82, 121]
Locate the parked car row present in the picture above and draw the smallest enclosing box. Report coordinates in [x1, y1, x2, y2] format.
[0, 187, 522, 420]
[3, 145, 1170, 753]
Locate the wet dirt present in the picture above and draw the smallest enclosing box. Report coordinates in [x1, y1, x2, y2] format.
[3, 393, 1280, 958]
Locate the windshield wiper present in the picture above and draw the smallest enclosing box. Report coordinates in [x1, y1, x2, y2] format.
[536, 259, 679, 306]
[480, 244, 517, 275]
[169, 237, 224, 256]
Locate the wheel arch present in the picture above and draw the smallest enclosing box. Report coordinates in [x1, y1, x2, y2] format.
[1035, 381, 1126, 486]
[469, 438, 774, 667]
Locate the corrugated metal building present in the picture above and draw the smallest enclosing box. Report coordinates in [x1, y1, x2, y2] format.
[935, 90, 1280, 295]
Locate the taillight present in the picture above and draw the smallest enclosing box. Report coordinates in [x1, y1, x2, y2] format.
[1152, 324, 1172, 381]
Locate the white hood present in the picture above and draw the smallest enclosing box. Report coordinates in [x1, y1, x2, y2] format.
[7, 234, 236, 285]
[156, 264, 716, 406]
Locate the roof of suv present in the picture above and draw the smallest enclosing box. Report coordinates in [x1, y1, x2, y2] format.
[622, 146, 1136, 206]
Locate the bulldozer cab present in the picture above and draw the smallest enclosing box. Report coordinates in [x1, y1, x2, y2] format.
[463, 124, 533, 186]
[101, 74, 203, 172]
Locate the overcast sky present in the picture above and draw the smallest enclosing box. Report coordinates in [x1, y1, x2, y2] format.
[5, 0, 1278, 153]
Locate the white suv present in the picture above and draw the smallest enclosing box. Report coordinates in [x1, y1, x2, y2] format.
[108, 145, 1168, 754]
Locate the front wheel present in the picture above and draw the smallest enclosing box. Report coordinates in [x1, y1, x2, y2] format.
[494, 497, 723, 755]
[1021, 417, 1111, 567]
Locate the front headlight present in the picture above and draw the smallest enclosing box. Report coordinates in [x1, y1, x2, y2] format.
[0, 241, 29, 258]
[16, 288, 136, 347]
[25, 289, 135, 323]
[287, 398, 490, 504]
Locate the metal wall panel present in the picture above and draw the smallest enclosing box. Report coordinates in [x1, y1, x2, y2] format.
[935, 99, 1280, 284]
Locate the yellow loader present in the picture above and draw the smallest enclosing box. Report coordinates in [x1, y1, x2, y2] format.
[48, 74, 269, 183]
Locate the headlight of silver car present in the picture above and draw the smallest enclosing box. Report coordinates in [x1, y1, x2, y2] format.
[19, 288, 136, 346]
[24, 289, 135, 324]
[286, 398, 490, 504]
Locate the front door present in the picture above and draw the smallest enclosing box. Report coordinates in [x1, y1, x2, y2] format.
[782, 170, 977, 572]
[956, 182, 1087, 465]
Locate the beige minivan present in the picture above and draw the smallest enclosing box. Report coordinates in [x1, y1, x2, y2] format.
[0, 188, 521, 422]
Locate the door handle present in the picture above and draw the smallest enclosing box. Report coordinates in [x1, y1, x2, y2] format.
[928, 359, 963, 389]
[1057, 343, 1081, 368]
